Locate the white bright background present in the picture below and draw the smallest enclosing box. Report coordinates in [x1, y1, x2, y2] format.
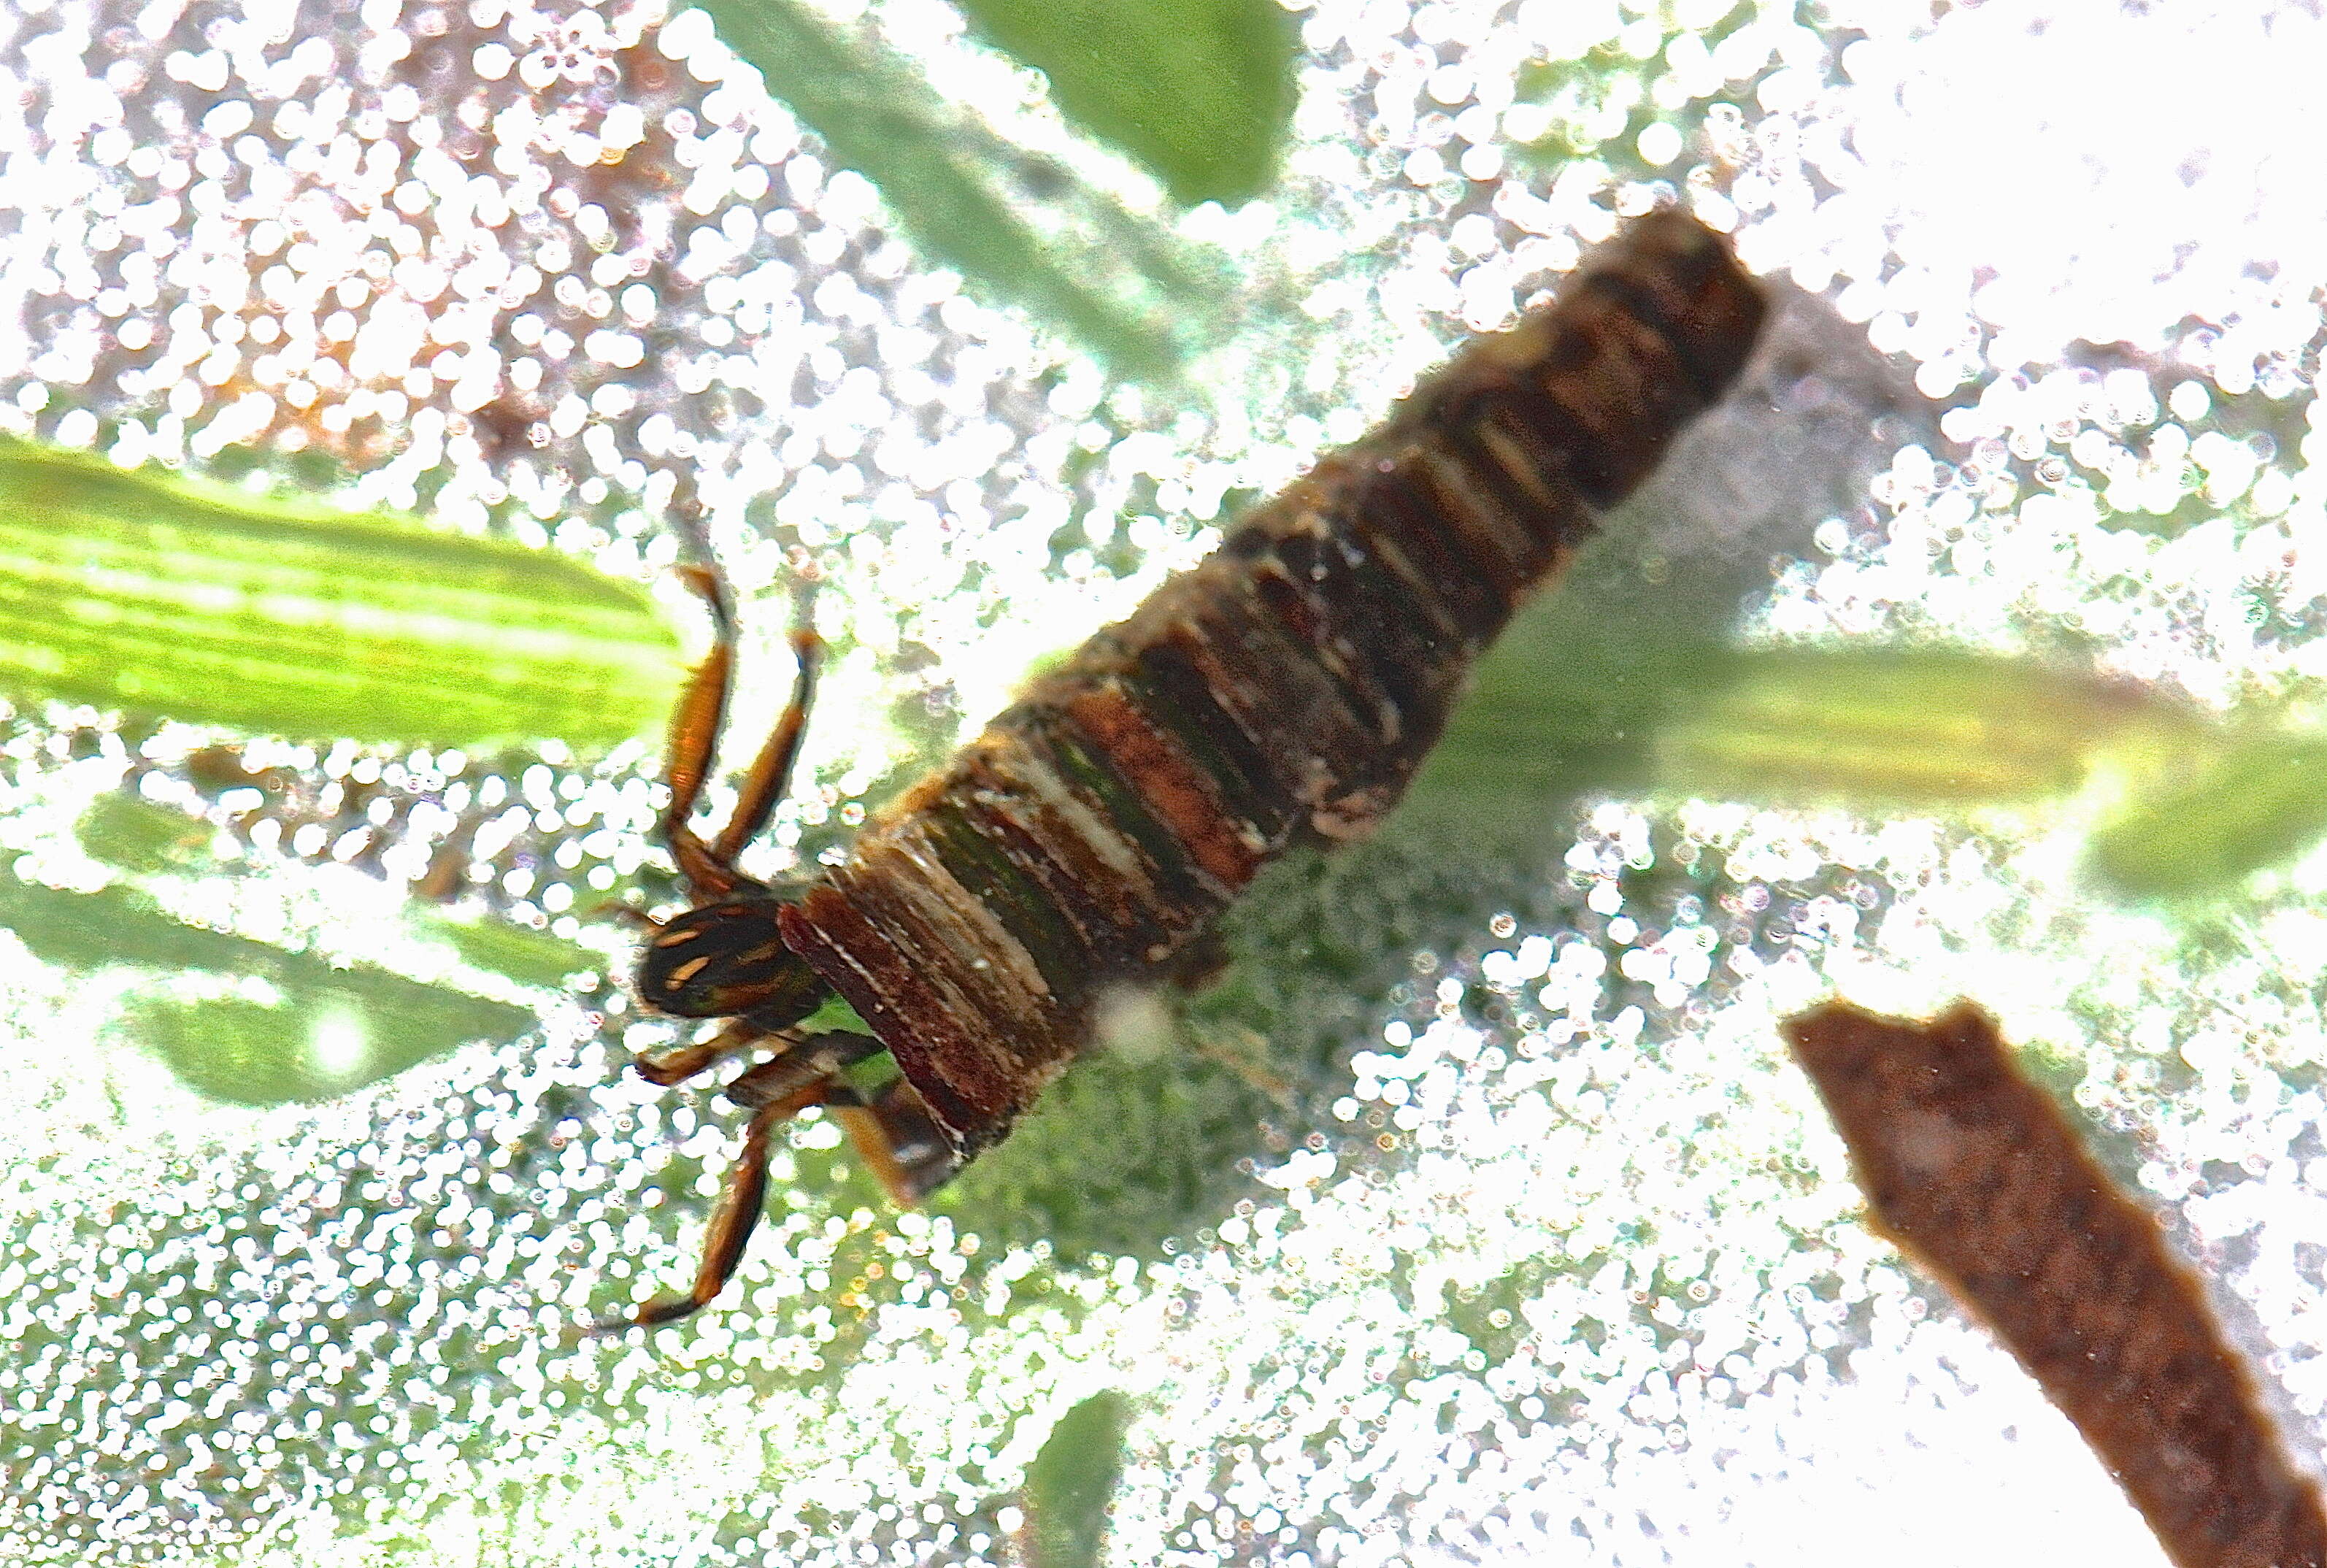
[2, 0, 2325, 1564]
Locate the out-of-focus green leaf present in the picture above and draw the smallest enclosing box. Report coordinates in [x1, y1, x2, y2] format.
[2087, 728, 2327, 902]
[686, 0, 1207, 381]
[0, 434, 678, 748]
[1430, 572, 2327, 905]
[1412, 620, 1726, 834]
[122, 983, 531, 1106]
[1418, 588, 2196, 831]
[1, 869, 533, 1104]
[415, 912, 602, 991]
[1653, 646, 2200, 807]
[1408, 486, 1804, 836]
[1020, 1391, 1131, 1568]
[956, 0, 1297, 208]
[75, 793, 215, 875]
[4, 869, 292, 978]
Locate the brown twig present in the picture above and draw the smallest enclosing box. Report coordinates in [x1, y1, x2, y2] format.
[1782, 999, 2327, 1568]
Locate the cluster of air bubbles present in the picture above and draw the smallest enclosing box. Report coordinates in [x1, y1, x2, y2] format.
[12, 0, 2327, 1560]
[11, 707, 673, 951]
[1715, 0, 2327, 698]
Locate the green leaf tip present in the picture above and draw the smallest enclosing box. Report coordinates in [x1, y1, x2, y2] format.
[957, 0, 1299, 208]
[2087, 726, 2327, 903]
[1653, 645, 2200, 810]
[415, 912, 604, 991]
[1021, 1390, 1132, 1568]
[0, 434, 680, 750]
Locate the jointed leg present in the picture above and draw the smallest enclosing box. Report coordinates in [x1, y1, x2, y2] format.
[829, 1078, 959, 1206]
[631, 1017, 769, 1088]
[590, 1091, 799, 1331]
[729, 1032, 958, 1204]
[658, 567, 825, 896]
[661, 565, 745, 893]
[722, 1029, 886, 1109]
[592, 1033, 916, 1332]
[716, 579, 822, 864]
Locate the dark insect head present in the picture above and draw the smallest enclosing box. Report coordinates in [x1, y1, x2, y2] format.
[637, 899, 827, 1023]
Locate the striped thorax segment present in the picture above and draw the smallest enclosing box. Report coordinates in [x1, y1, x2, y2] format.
[779, 210, 1768, 1156]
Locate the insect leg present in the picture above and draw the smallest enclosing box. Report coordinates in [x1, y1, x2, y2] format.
[728, 1031, 956, 1204]
[660, 564, 747, 895]
[722, 1029, 887, 1109]
[590, 1091, 796, 1331]
[630, 1016, 767, 1087]
[590, 1032, 886, 1332]
[714, 580, 823, 865]
[827, 1077, 959, 1207]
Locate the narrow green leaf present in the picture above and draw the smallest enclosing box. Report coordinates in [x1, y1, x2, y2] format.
[2087, 729, 2327, 902]
[1412, 521, 2196, 832]
[415, 912, 603, 991]
[3, 870, 299, 978]
[1420, 510, 2324, 906]
[1021, 1391, 1131, 1568]
[0, 435, 679, 749]
[683, 0, 1205, 380]
[122, 983, 532, 1107]
[78, 792, 599, 979]
[1412, 622, 1731, 832]
[1407, 493, 1805, 836]
[1653, 646, 2196, 808]
[1, 870, 534, 1104]
[955, 0, 1298, 208]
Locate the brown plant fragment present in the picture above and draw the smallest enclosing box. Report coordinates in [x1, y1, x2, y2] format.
[1782, 999, 2327, 1568]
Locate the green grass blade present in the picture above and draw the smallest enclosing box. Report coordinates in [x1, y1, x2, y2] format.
[0, 435, 677, 748]
[76, 795, 608, 999]
[2, 871, 296, 978]
[414, 912, 604, 992]
[956, 0, 1298, 207]
[121, 982, 531, 1107]
[1415, 528, 2195, 833]
[1653, 646, 2196, 808]
[1, 870, 534, 1104]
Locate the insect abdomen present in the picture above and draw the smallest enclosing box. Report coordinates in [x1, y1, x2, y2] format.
[779, 210, 1768, 1157]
